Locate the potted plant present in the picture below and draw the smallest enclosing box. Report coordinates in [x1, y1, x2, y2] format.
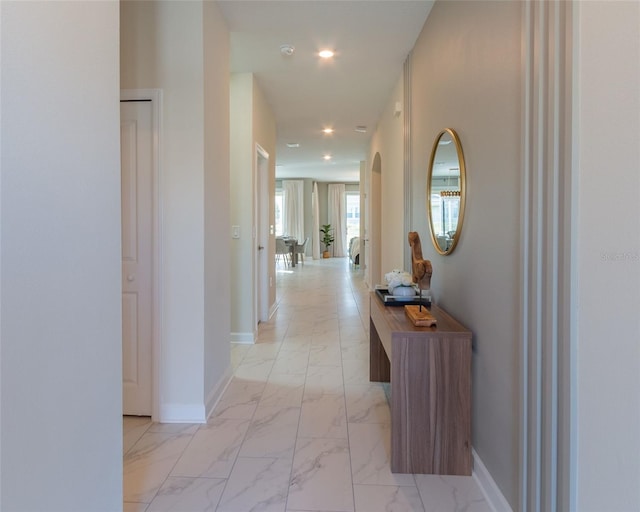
[320, 224, 334, 258]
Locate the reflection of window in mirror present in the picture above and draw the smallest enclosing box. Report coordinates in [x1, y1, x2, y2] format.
[430, 180, 460, 237]
[275, 190, 284, 236]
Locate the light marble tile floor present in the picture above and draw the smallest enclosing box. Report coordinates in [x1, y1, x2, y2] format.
[123, 257, 491, 512]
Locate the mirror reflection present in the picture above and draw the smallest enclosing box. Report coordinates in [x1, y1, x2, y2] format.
[427, 129, 466, 255]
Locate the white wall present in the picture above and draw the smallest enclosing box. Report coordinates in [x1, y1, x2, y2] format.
[203, 0, 232, 410]
[230, 73, 276, 341]
[373, 1, 640, 509]
[408, 1, 522, 506]
[121, 0, 231, 421]
[252, 75, 277, 313]
[575, 1, 640, 510]
[1, 2, 122, 509]
[230, 73, 254, 340]
[368, 73, 406, 274]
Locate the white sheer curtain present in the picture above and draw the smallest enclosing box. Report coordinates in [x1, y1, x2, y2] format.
[328, 183, 346, 257]
[312, 182, 320, 260]
[282, 180, 304, 242]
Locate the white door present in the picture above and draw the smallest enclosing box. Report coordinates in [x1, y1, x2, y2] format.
[121, 100, 153, 416]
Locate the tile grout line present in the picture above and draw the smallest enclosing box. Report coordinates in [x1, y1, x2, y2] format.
[215, 337, 282, 511]
[340, 300, 358, 512]
[126, 259, 489, 511]
[278, 265, 309, 512]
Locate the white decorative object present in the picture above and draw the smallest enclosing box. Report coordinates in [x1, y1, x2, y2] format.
[393, 285, 416, 297]
[384, 269, 415, 295]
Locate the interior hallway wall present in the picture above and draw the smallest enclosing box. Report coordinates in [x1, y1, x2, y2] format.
[409, 1, 522, 506]
[120, 0, 232, 420]
[251, 74, 277, 314]
[368, 72, 406, 275]
[230, 74, 253, 340]
[575, 2, 640, 509]
[1, 1, 122, 508]
[203, 0, 232, 406]
[230, 73, 276, 340]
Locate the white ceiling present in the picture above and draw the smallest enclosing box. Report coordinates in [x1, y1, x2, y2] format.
[218, 0, 435, 183]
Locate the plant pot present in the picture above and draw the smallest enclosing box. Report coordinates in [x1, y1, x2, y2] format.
[323, 251, 330, 258]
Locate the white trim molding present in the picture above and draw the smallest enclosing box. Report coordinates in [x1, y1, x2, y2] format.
[473, 449, 513, 512]
[520, 2, 576, 511]
[231, 333, 256, 344]
[205, 366, 233, 420]
[159, 403, 206, 424]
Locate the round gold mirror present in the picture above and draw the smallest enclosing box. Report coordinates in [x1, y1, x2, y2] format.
[427, 128, 466, 255]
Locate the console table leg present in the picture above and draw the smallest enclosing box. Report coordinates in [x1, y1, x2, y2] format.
[370, 319, 390, 382]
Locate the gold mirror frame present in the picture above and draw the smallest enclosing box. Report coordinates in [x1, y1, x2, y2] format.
[426, 128, 467, 255]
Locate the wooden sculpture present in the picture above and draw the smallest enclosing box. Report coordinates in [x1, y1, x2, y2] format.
[405, 231, 436, 326]
[408, 231, 432, 290]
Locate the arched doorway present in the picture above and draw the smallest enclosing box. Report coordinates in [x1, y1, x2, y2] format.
[369, 153, 382, 287]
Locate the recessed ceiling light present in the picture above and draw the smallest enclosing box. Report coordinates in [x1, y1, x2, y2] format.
[354, 126, 367, 133]
[323, 154, 332, 161]
[280, 44, 295, 57]
[318, 49, 334, 59]
[286, 142, 300, 148]
[322, 128, 334, 134]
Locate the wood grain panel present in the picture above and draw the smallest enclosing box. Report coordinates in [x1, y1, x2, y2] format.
[369, 318, 390, 382]
[370, 293, 472, 475]
[370, 296, 393, 356]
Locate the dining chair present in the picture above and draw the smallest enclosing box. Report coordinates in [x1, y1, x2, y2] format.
[294, 236, 309, 266]
[275, 237, 290, 267]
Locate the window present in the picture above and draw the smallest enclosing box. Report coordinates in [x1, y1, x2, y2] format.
[275, 190, 283, 236]
[430, 192, 459, 237]
[345, 192, 360, 242]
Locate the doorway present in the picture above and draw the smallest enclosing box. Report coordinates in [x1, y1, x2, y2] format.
[369, 153, 382, 287]
[255, 144, 270, 325]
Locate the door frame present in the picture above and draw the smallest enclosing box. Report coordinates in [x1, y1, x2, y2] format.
[368, 152, 382, 288]
[121, 88, 162, 421]
[254, 143, 270, 328]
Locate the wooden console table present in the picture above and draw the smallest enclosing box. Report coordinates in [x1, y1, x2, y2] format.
[369, 292, 472, 475]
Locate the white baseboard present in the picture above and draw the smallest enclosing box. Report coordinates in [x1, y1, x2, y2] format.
[231, 332, 255, 343]
[473, 448, 513, 512]
[159, 403, 206, 424]
[204, 365, 233, 420]
[158, 366, 233, 424]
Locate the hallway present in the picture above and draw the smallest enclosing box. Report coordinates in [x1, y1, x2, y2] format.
[123, 258, 490, 512]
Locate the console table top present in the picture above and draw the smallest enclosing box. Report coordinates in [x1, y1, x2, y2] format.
[370, 291, 471, 336]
